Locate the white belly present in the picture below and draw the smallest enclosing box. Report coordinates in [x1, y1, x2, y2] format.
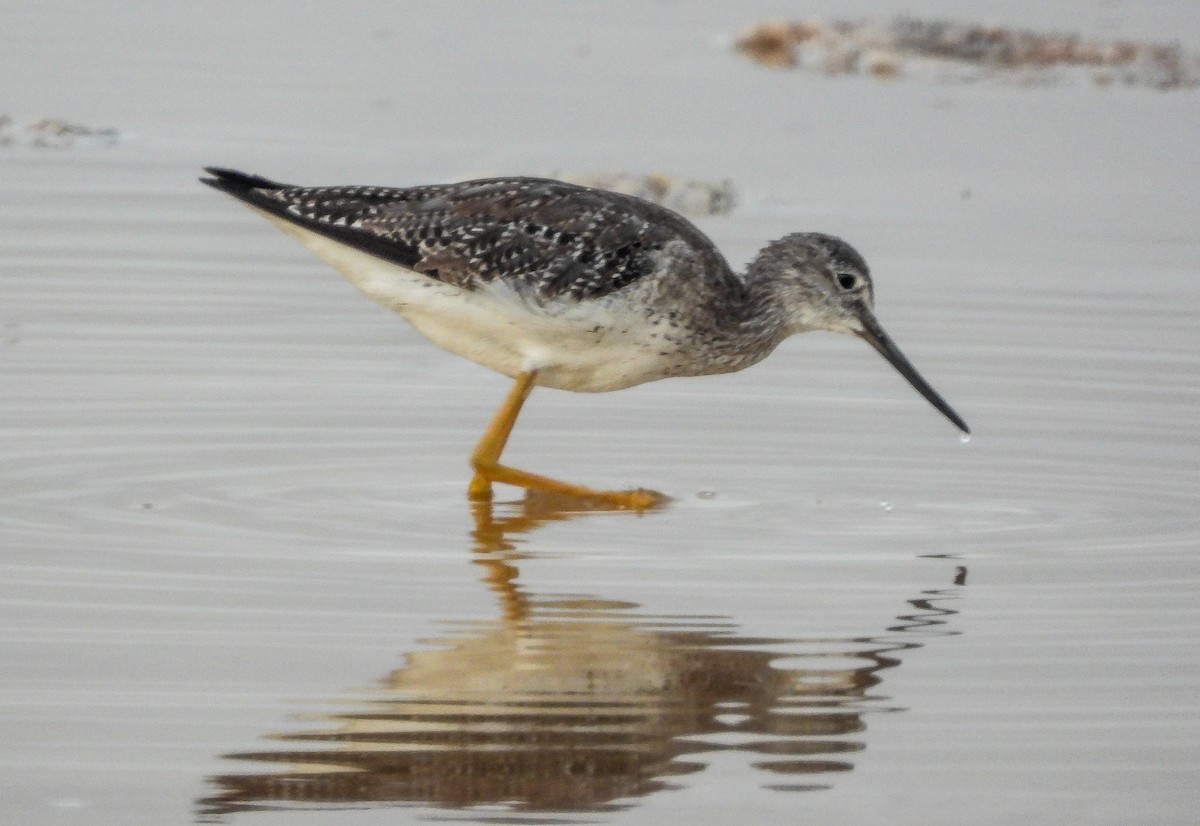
[259, 210, 675, 392]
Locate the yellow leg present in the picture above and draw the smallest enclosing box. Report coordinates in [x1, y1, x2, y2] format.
[468, 372, 537, 501]
[467, 371, 661, 510]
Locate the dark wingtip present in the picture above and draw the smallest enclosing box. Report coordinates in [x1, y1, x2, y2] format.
[200, 167, 285, 193]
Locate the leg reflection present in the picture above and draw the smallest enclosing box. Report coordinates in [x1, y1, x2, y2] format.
[196, 499, 967, 820]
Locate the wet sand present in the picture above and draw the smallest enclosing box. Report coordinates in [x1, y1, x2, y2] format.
[3, 2, 1199, 824]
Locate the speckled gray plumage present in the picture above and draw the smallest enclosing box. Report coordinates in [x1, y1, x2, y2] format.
[201, 168, 739, 305]
[201, 167, 968, 432]
[199, 166, 874, 383]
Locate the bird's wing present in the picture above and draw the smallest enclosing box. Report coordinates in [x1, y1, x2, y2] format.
[201, 168, 733, 303]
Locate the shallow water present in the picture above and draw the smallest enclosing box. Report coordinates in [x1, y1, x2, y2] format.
[196, 498, 967, 820]
[4, 2, 1200, 825]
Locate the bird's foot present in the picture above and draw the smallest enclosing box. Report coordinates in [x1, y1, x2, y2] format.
[468, 464, 664, 511]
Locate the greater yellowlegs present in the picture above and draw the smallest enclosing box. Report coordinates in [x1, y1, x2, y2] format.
[202, 167, 968, 508]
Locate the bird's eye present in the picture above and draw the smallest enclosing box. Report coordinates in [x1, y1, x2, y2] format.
[836, 272, 859, 291]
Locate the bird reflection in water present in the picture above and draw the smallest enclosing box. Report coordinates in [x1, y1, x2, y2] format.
[197, 494, 965, 820]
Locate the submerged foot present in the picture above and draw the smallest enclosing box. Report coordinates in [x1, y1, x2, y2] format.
[469, 464, 665, 511]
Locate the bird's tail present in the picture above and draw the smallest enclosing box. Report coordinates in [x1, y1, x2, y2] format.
[199, 166, 286, 197]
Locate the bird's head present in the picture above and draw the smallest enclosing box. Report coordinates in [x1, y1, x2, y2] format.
[750, 232, 969, 434]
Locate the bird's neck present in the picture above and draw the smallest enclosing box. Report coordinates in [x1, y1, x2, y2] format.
[739, 270, 793, 335]
[682, 268, 792, 376]
[741, 257, 832, 337]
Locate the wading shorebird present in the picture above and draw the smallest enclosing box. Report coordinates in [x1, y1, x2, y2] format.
[202, 167, 968, 509]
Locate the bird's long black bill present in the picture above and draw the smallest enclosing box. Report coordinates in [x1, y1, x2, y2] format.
[855, 311, 970, 435]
